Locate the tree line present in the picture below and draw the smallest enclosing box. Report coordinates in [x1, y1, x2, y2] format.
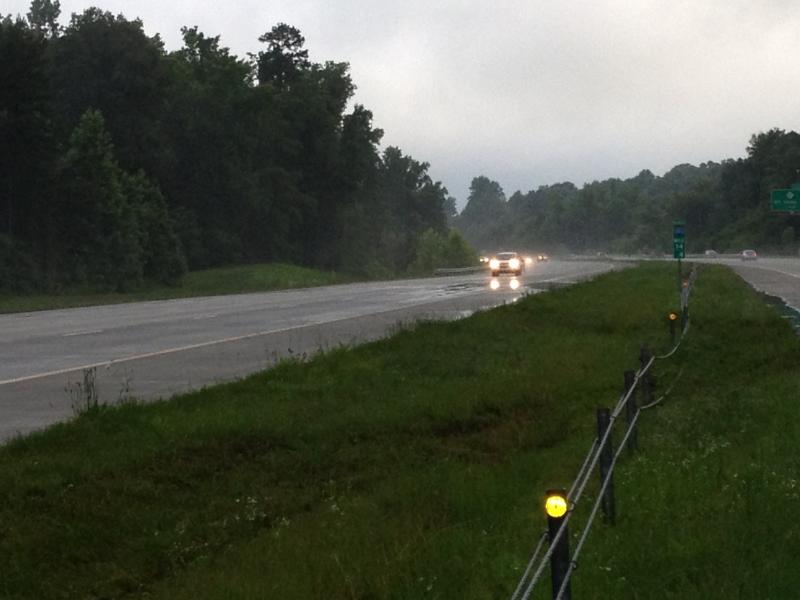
[457, 129, 800, 256]
[0, 1, 474, 293]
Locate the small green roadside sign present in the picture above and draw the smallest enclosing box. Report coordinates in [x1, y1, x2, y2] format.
[673, 220, 685, 259]
[772, 188, 800, 212]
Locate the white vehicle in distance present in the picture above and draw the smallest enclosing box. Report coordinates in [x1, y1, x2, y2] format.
[740, 249, 758, 261]
[489, 252, 523, 276]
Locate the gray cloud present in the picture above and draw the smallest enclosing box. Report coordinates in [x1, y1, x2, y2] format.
[6, 0, 800, 206]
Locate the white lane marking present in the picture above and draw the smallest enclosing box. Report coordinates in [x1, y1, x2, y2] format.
[192, 313, 219, 320]
[0, 322, 307, 386]
[748, 266, 800, 280]
[61, 329, 103, 337]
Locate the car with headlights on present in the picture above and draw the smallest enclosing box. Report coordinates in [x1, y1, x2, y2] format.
[489, 252, 523, 276]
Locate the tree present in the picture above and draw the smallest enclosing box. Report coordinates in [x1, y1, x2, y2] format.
[27, 0, 60, 38]
[54, 109, 141, 287]
[122, 171, 186, 284]
[255, 23, 309, 88]
[0, 16, 53, 243]
[374, 147, 449, 271]
[410, 228, 476, 273]
[456, 176, 507, 250]
[50, 9, 170, 176]
[161, 26, 260, 267]
[0, 11, 457, 288]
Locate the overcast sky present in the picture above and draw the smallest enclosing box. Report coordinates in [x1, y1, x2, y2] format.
[6, 0, 800, 207]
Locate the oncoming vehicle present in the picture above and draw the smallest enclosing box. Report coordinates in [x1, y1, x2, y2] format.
[489, 252, 523, 276]
[537, 253, 549, 262]
[740, 249, 758, 261]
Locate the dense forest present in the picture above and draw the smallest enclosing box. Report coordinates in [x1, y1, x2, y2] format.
[457, 129, 800, 256]
[0, 1, 473, 293]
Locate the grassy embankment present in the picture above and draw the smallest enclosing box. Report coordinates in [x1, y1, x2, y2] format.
[1, 263, 799, 598]
[0, 263, 354, 314]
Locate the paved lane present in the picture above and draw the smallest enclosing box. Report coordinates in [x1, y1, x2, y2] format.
[0, 260, 619, 441]
[701, 257, 800, 309]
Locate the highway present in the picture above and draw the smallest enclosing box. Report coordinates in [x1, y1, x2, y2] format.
[0, 259, 620, 441]
[709, 256, 800, 310]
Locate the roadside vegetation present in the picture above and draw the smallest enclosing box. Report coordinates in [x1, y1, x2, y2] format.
[1, 4, 475, 296]
[1, 263, 799, 599]
[457, 130, 800, 257]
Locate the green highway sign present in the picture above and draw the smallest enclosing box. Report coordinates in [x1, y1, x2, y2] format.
[771, 189, 800, 212]
[673, 220, 685, 259]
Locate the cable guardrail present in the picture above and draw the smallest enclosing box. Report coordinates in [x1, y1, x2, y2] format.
[555, 409, 642, 599]
[510, 434, 601, 600]
[640, 366, 685, 411]
[510, 265, 698, 600]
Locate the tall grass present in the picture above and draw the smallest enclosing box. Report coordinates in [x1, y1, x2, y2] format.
[0, 263, 797, 598]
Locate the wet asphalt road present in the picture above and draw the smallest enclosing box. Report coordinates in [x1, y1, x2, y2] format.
[0, 260, 620, 441]
[710, 257, 800, 310]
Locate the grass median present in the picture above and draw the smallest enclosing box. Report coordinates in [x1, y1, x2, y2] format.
[1, 262, 798, 599]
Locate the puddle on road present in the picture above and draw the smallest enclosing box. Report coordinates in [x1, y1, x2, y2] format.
[443, 283, 477, 292]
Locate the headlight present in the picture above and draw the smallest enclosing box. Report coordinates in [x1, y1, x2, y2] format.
[525, 257, 533, 265]
[509, 258, 520, 269]
[490, 278, 500, 290]
[509, 278, 520, 290]
[489, 258, 500, 269]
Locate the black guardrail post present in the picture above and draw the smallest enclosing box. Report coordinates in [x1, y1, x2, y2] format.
[668, 311, 678, 346]
[596, 407, 616, 524]
[545, 489, 572, 600]
[624, 370, 637, 453]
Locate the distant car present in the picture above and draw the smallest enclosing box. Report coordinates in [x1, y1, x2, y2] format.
[537, 253, 550, 262]
[741, 249, 758, 261]
[489, 252, 523, 276]
[704, 250, 718, 257]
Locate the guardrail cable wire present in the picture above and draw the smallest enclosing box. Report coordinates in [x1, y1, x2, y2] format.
[567, 438, 598, 499]
[517, 405, 624, 600]
[640, 366, 685, 411]
[509, 531, 549, 600]
[514, 356, 657, 600]
[553, 410, 642, 600]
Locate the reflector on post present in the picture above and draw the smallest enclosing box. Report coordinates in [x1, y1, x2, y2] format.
[545, 490, 568, 518]
[544, 488, 572, 599]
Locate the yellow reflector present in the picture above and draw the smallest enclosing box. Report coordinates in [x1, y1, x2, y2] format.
[668, 312, 679, 321]
[545, 493, 568, 518]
